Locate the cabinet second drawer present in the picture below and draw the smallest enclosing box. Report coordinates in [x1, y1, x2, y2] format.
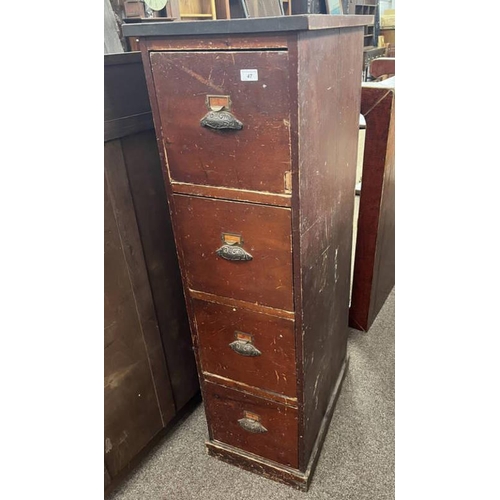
[193, 298, 297, 397]
[173, 195, 294, 311]
[204, 381, 299, 469]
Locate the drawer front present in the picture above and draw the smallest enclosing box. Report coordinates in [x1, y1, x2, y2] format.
[204, 382, 299, 468]
[193, 299, 297, 397]
[173, 195, 294, 311]
[150, 50, 291, 194]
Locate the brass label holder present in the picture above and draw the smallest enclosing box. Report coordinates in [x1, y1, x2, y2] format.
[206, 95, 232, 112]
[222, 233, 243, 245]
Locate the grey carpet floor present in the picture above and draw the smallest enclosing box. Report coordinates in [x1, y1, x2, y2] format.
[109, 288, 395, 500]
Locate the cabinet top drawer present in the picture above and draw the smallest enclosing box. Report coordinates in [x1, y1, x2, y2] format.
[150, 50, 292, 195]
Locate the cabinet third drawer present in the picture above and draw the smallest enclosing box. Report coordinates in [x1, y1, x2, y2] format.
[193, 298, 297, 397]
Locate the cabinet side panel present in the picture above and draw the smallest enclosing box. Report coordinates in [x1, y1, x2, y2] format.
[121, 131, 199, 411]
[104, 167, 165, 477]
[369, 89, 395, 325]
[298, 28, 364, 466]
[349, 87, 395, 331]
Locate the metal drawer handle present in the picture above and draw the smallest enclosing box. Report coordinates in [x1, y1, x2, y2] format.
[238, 417, 267, 434]
[200, 110, 243, 130]
[216, 244, 252, 261]
[229, 340, 262, 357]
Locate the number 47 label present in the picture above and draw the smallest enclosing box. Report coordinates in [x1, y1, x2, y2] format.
[240, 69, 259, 81]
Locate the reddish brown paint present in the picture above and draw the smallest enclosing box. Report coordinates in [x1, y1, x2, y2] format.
[172, 194, 294, 311]
[136, 17, 368, 489]
[193, 298, 297, 397]
[150, 50, 292, 193]
[204, 381, 299, 469]
[350, 82, 395, 332]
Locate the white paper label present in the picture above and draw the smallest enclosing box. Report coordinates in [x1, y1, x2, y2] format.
[240, 69, 258, 81]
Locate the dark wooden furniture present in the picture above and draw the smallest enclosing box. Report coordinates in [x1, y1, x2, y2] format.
[368, 56, 394, 79]
[345, 0, 377, 47]
[104, 52, 199, 492]
[350, 76, 395, 332]
[123, 15, 371, 490]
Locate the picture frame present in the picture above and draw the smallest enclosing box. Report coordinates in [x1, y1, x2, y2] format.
[325, 0, 343, 15]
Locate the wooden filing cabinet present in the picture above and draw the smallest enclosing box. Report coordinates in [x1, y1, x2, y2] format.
[123, 14, 371, 490]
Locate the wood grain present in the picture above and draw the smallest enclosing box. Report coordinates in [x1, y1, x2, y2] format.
[104, 168, 167, 477]
[349, 82, 395, 331]
[297, 27, 364, 468]
[145, 34, 289, 51]
[172, 195, 294, 310]
[150, 50, 292, 193]
[204, 381, 299, 468]
[193, 298, 297, 397]
[121, 131, 199, 411]
[136, 20, 369, 487]
[171, 181, 292, 208]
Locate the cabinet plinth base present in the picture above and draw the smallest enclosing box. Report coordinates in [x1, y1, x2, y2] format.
[206, 356, 349, 491]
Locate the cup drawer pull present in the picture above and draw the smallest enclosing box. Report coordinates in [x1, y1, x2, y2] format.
[201, 110, 243, 130]
[238, 417, 267, 434]
[216, 244, 253, 261]
[229, 340, 262, 357]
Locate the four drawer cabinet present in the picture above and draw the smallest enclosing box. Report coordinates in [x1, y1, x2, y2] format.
[123, 14, 371, 491]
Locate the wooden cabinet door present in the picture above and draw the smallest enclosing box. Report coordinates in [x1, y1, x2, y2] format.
[104, 141, 176, 478]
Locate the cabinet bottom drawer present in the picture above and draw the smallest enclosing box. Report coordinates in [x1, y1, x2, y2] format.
[204, 381, 299, 469]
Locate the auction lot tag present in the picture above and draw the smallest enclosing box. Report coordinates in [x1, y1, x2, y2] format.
[240, 69, 258, 81]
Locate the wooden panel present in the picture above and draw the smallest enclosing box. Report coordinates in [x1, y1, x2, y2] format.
[104, 53, 154, 141]
[297, 27, 364, 468]
[120, 131, 199, 411]
[145, 35, 288, 51]
[150, 50, 291, 193]
[104, 464, 111, 488]
[190, 289, 294, 319]
[104, 169, 165, 477]
[105, 140, 176, 426]
[173, 195, 294, 310]
[104, 57, 151, 124]
[369, 57, 395, 78]
[215, 0, 232, 18]
[179, 0, 216, 17]
[122, 14, 373, 38]
[349, 83, 395, 331]
[193, 298, 297, 396]
[204, 381, 299, 468]
[171, 182, 292, 208]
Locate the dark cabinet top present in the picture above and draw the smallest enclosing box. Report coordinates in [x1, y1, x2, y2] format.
[122, 14, 373, 38]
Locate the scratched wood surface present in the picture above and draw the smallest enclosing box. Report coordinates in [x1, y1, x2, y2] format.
[204, 381, 299, 468]
[193, 298, 297, 396]
[172, 194, 294, 311]
[104, 167, 170, 478]
[349, 82, 395, 331]
[121, 131, 199, 411]
[104, 51, 200, 486]
[150, 50, 292, 193]
[297, 27, 364, 468]
[138, 20, 368, 489]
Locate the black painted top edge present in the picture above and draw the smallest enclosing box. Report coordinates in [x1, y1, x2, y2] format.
[122, 14, 373, 38]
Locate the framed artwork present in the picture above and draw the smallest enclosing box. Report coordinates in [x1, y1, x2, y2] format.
[325, 0, 343, 15]
[240, 0, 284, 17]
